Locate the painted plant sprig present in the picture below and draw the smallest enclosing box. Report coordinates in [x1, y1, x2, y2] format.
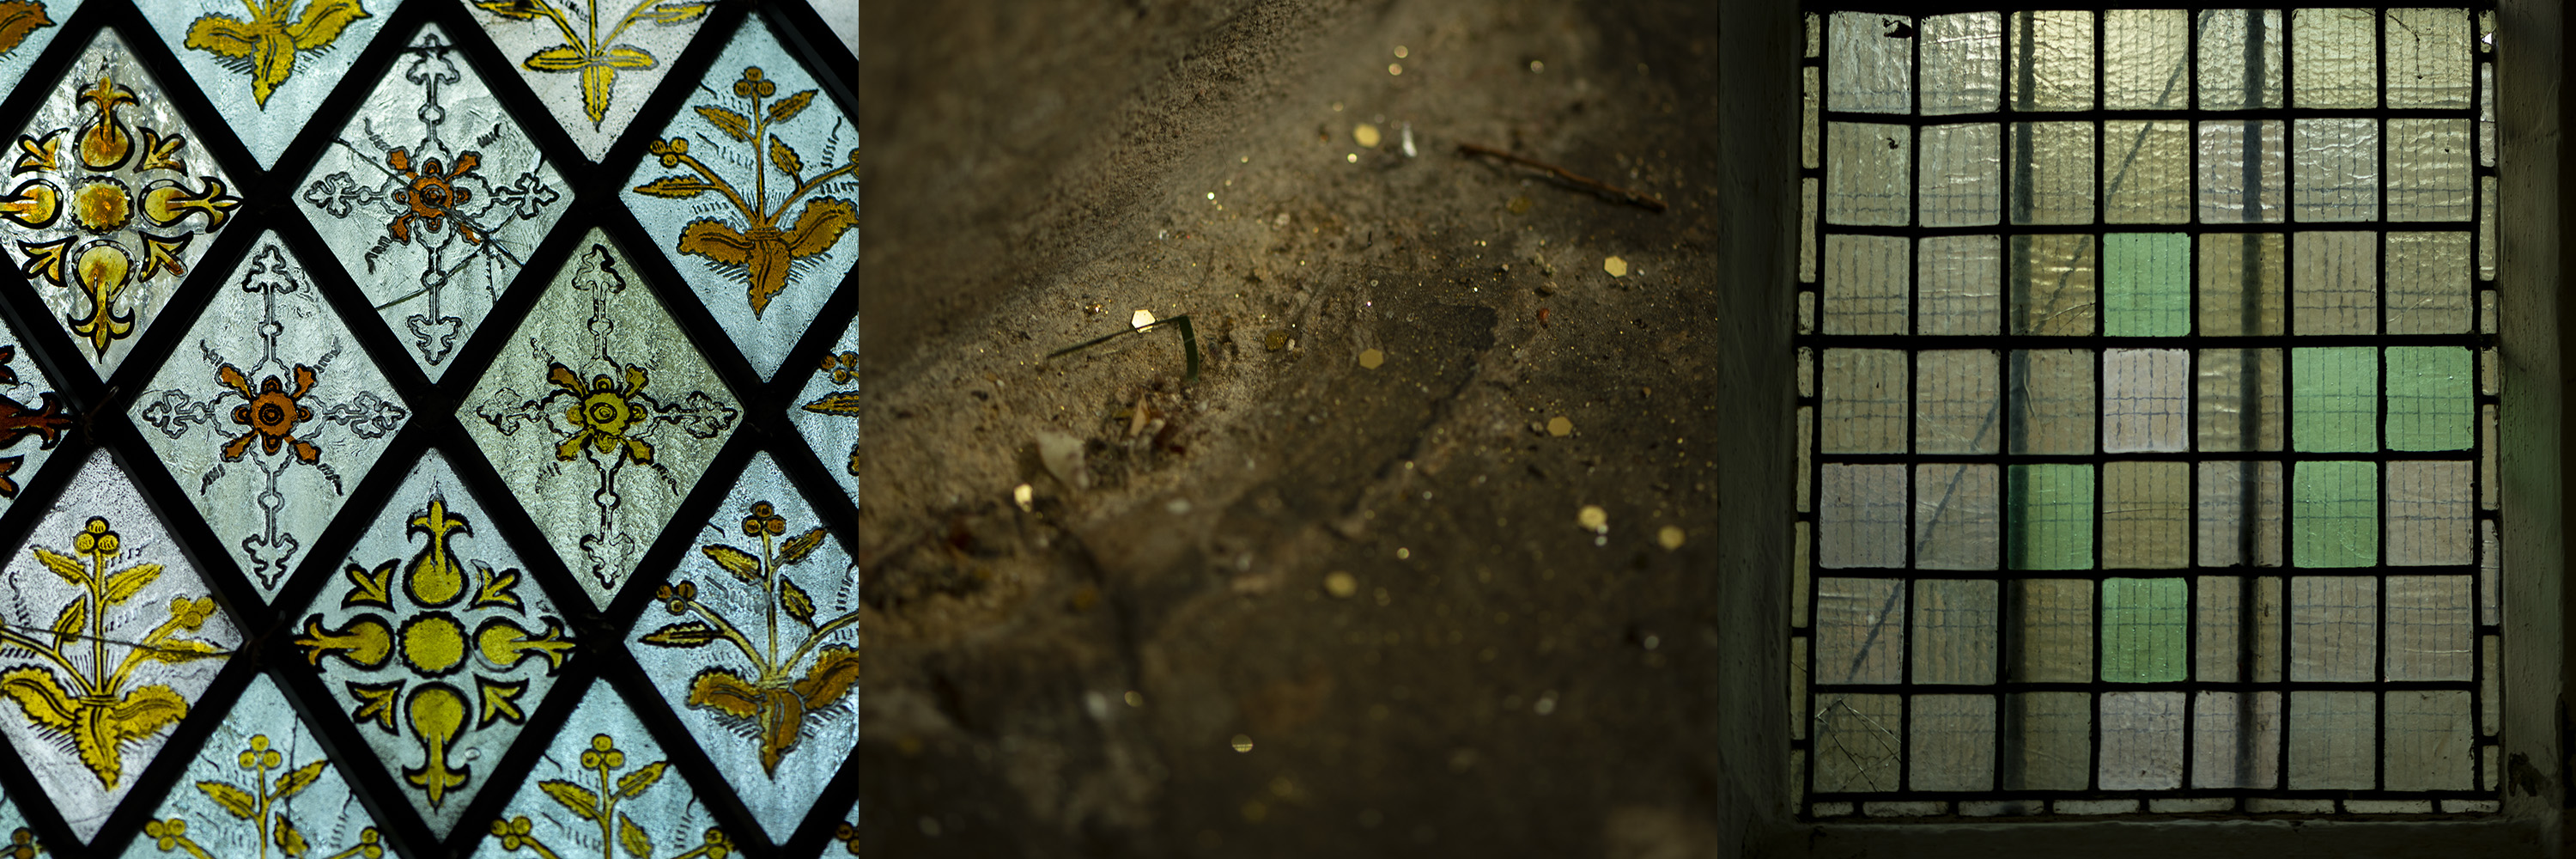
[183, 0, 373, 107]
[634, 66, 857, 317]
[143, 734, 387, 859]
[471, 0, 711, 125]
[486, 734, 733, 859]
[0, 517, 227, 789]
[637, 501, 857, 774]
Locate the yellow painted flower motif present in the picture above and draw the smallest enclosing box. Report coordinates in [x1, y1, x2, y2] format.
[638, 502, 855, 775]
[632, 67, 858, 316]
[471, 0, 710, 125]
[489, 733, 729, 859]
[181, 0, 372, 107]
[548, 360, 653, 465]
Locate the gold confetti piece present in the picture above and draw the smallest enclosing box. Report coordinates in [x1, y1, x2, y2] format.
[1231, 734, 1255, 752]
[1507, 195, 1532, 215]
[1547, 416, 1572, 436]
[1389, 63, 1403, 76]
[1658, 526, 1686, 551]
[1013, 484, 1034, 511]
[1359, 348, 1385, 369]
[1326, 571, 1358, 598]
[1355, 123, 1382, 148]
[1578, 505, 1607, 533]
[1347, 153, 1358, 163]
[1604, 256, 1629, 277]
[1125, 691, 1144, 707]
[1133, 308, 1157, 328]
[1394, 45, 1408, 58]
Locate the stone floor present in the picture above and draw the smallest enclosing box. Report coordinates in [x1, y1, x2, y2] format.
[854, 2, 1753, 856]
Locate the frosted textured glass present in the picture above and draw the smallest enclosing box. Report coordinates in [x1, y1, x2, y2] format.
[1914, 350, 1999, 454]
[129, 233, 409, 600]
[2010, 581, 2093, 682]
[1920, 13, 2001, 116]
[1908, 695, 1995, 790]
[1914, 464, 1997, 571]
[2099, 691, 2184, 789]
[2198, 9, 2283, 110]
[1814, 694, 1903, 792]
[0, 451, 240, 842]
[2198, 233, 2286, 336]
[1829, 12, 1911, 114]
[2008, 10, 2093, 111]
[2385, 691, 2474, 790]
[2008, 466, 2093, 570]
[2102, 9, 2188, 109]
[2384, 575, 2471, 681]
[2386, 9, 2473, 108]
[2291, 347, 2377, 453]
[2103, 233, 2188, 336]
[2288, 691, 2377, 789]
[2002, 692, 2091, 790]
[2293, 231, 2378, 335]
[1820, 466, 1906, 570]
[1821, 349, 1905, 454]
[1823, 234, 1909, 334]
[2293, 119, 2381, 222]
[2292, 577, 2379, 682]
[628, 453, 860, 838]
[2293, 460, 2379, 569]
[1826, 123, 1911, 226]
[2387, 119, 2474, 222]
[1911, 579, 1996, 684]
[2101, 578, 2185, 679]
[2010, 235, 2097, 335]
[140, 0, 404, 168]
[2196, 348, 2284, 452]
[2102, 463, 2187, 570]
[2103, 349, 2187, 453]
[1917, 235, 2000, 335]
[2386, 232, 2473, 333]
[461, 230, 743, 607]
[622, 14, 860, 378]
[2197, 460, 2285, 569]
[294, 451, 573, 837]
[2009, 123, 2095, 225]
[295, 25, 570, 381]
[2102, 121, 2190, 223]
[2292, 9, 2378, 108]
[461, 0, 715, 161]
[2386, 460, 2473, 567]
[2193, 691, 2282, 789]
[2196, 120, 2287, 222]
[2009, 349, 2093, 454]
[1919, 124, 1999, 227]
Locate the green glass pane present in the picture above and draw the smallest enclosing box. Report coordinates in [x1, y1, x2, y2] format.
[2387, 346, 2473, 450]
[2008, 464, 2093, 570]
[2101, 577, 2187, 682]
[2105, 233, 2190, 335]
[2292, 346, 2378, 452]
[2294, 460, 2379, 568]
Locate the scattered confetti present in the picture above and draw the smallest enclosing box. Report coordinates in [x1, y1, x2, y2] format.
[1547, 416, 1572, 436]
[1359, 348, 1385, 369]
[1577, 504, 1607, 533]
[1013, 483, 1033, 511]
[1325, 571, 1358, 598]
[1604, 256, 1628, 277]
[1394, 45, 1407, 58]
[1231, 734, 1255, 752]
[1658, 525, 1686, 551]
[1388, 63, 1403, 76]
[1133, 308, 1157, 328]
[1355, 123, 1381, 147]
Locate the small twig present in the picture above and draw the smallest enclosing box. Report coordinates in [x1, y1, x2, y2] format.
[1456, 142, 1667, 213]
[1047, 315, 1201, 383]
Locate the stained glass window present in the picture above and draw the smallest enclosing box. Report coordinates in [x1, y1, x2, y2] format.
[0, 0, 857, 855]
[1793, 6, 2496, 818]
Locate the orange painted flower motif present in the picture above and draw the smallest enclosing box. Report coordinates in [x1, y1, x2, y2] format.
[385, 147, 481, 246]
[216, 362, 319, 462]
[547, 361, 653, 465]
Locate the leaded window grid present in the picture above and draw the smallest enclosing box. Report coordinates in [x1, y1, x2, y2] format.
[1791, 3, 2500, 819]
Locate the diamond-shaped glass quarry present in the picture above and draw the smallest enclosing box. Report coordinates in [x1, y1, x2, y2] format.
[0, 450, 241, 843]
[791, 317, 856, 504]
[125, 673, 386, 859]
[293, 449, 574, 838]
[627, 451, 858, 840]
[461, 228, 738, 609]
[469, 679, 732, 859]
[130, 231, 410, 601]
[0, 29, 243, 378]
[297, 23, 568, 380]
[622, 10, 856, 379]
[459, 0, 715, 163]
[142, 0, 408, 169]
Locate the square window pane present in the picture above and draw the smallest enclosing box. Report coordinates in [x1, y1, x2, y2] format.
[2102, 578, 2186, 681]
[2104, 349, 2188, 452]
[2008, 464, 2093, 570]
[2293, 460, 2379, 569]
[1824, 234, 1910, 334]
[1922, 13, 2003, 115]
[1916, 464, 2000, 571]
[1919, 235, 2002, 335]
[1921, 124, 2002, 227]
[1821, 465, 1908, 570]
[1916, 350, 2001, 454]
[2291, 347, 2377, 453]
[1913, 580, 1998, 684]
[2103, 463, 2188, 569]
[2103, 233, 2189, 335]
